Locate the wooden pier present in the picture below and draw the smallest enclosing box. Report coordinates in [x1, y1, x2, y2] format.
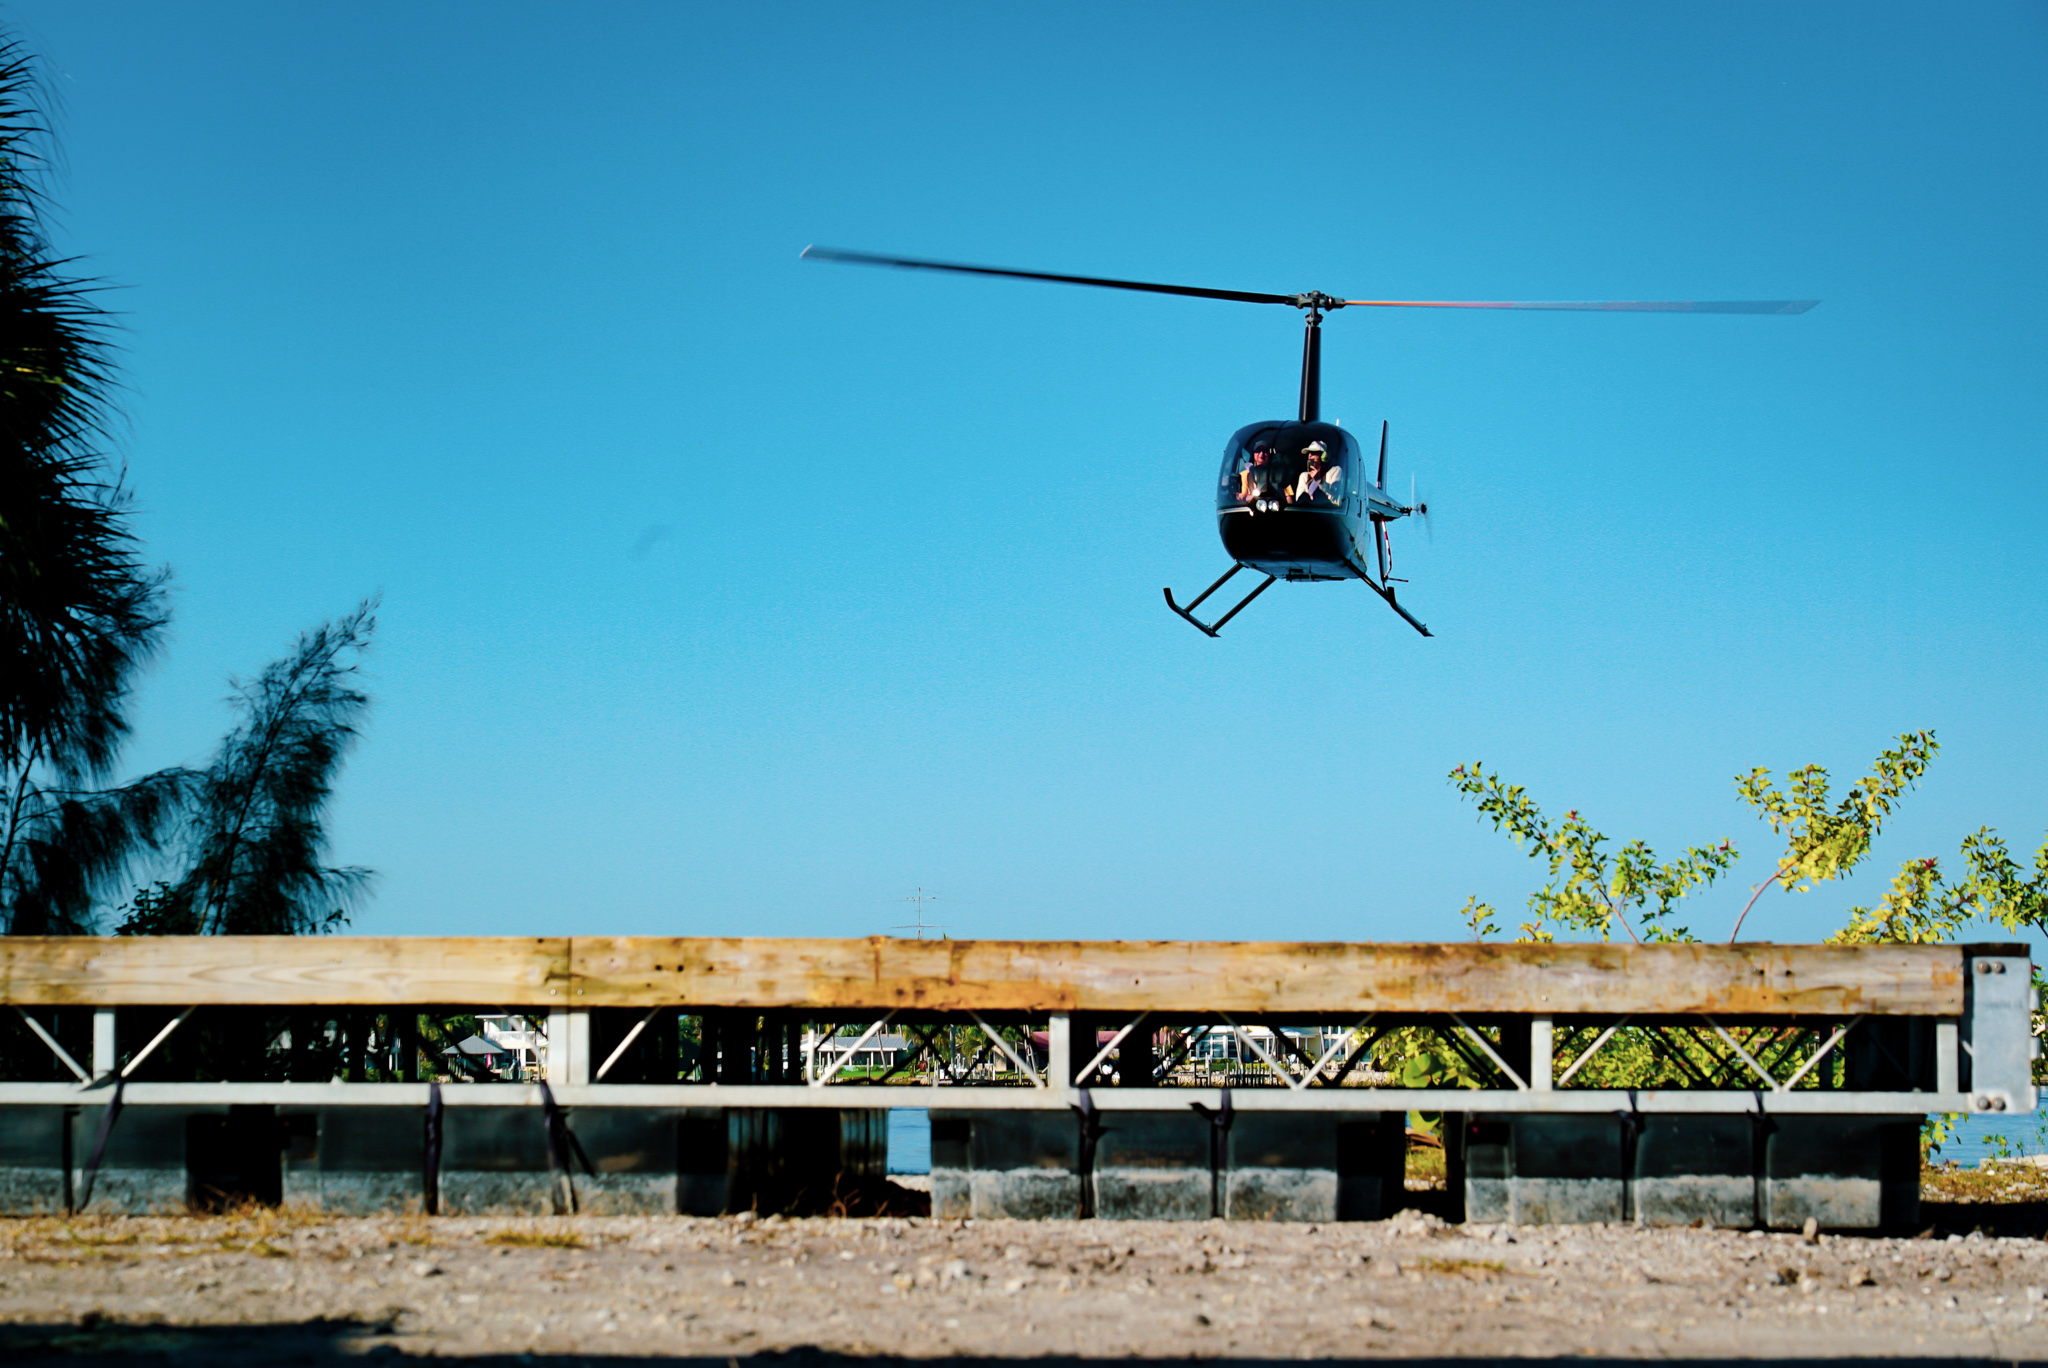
[0, 937, 2033, 1228]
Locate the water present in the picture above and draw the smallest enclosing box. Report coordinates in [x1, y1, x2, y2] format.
[1931, 1101, 2048, 1166]
[883, 1100, 2046, 1173]
[887, 1107, 931, 1174]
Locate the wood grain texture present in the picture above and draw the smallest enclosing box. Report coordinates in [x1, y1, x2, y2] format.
[0, 937, 569, 1006]
[0, 937, 1965, 1014]
[570, 937, 1963, 1014]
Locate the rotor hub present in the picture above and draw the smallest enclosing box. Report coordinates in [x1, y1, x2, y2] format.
[1291, 291, 1346, 313]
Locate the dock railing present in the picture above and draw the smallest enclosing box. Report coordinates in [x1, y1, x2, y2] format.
[1, 936, 2034, 1118]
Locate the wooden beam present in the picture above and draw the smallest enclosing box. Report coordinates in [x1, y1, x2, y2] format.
[0, 937, 1968, 1015]
[0, 937, 569, 1007]
[571, 938, 1965, 1014]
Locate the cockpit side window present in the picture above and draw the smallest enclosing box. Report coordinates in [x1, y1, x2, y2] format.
[1219, 425, 1287, 511]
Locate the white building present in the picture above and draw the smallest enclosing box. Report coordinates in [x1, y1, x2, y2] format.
[807, 1032, 910, 1076]
[477, 1014, 545, 1079]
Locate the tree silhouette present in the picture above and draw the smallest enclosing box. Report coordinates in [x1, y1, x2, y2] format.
[0, 39, 187, 934]
[0, 35, 380, 940]
[155, 601, 379, 936]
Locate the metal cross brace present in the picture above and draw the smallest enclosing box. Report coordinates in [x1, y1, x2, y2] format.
[1780, 1017, 1862, 1090]
[1556, 1017, 1632, 1087]
[966, 1010, 1045, 1088]
[1324, 1021, 1398, 1087]
[1448, 1013, 1529, 1090]
[1664, 1026, 1731, 1088]
[12, 1007, 88, 1083]
[1274, 1015, 1378, 1089]
[1429, 1021, 1501, 1084]
[118, 1007, 196, 1082]
[1149, 1025, 1203, 1083]
[1720, 1024, 1804, 1088]
[1219, 1014, 1297, 1086]
[1705, 1017, 1782, 1091]
[1076, 1013, 1150, 1085]
[900, 1024, 984, 1084]
[809, 1011, 896, 1087]
[1218, 1014, 1369, 1092]
[594, 1006, 664, 1082]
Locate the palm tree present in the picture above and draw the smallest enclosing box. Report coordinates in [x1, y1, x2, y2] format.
[0, 38, 184, 934]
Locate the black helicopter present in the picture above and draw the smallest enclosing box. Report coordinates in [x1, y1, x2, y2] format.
[802, 247, 1816, 638]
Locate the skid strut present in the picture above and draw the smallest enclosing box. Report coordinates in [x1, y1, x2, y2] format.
[1368, 580, 1432, 637]
[1346, 550, 1432, 638]
[1164, 564, 1276, 637]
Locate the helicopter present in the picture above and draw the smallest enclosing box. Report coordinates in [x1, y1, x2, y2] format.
[802, 246, 1816, 638]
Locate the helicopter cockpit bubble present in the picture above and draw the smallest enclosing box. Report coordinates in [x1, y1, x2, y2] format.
[1218, 421, 1361, 514]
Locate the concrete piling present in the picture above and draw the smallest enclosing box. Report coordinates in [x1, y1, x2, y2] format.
[0, 1106, 69, 1213]
[1457, 1112, 1922, 1230]
[930, 1107, 1408, 1222]
[6, 1100, 1929, 1229]
[0, 1102, 886, 1217]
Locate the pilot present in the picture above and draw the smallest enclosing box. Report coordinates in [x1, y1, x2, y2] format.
[1236, 447, 1272, 503]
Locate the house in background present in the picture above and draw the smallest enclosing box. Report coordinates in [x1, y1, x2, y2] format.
[807, 1031, 909, 1076]
[444, 1015, 546, 1081]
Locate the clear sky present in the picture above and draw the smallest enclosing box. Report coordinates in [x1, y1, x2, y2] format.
[12, 2, 2046, 947]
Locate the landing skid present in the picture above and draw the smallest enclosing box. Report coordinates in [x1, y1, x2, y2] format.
[1163, 564, 1276, 637]
[1348, 551, 1432, 637]
[1365, 578, 1433, 637]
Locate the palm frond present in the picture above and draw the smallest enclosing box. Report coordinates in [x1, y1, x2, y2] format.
[0, 37, 166, 782]
[0, 766, 195, 933]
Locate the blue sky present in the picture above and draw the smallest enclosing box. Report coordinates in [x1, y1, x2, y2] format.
[13, 2, 2046, 946]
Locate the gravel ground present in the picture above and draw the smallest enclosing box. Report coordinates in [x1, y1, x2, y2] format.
[3, 1195, 2048, 1364]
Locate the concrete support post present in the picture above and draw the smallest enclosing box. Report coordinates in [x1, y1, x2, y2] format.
[1495, 1018, 1532, 1089]
[1530, 1016, 1553, 1091]
[546, 1010, 591, 1086]
[1047, 1013, 1073, 1096]
[91, 1008, 116, 1080]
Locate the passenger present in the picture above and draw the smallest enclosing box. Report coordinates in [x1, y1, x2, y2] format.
[1294, 442, 1329, 504]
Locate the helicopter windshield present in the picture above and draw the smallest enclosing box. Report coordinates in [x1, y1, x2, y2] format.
[1218, 422, 1357, 513]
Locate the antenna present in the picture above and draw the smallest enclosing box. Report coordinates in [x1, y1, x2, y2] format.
[890, 887, 949, 939]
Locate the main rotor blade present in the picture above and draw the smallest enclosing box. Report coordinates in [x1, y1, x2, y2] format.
[802, 249, 1818, 314]
[801, 246, 1298, 306]
[1342, 298, 1818, 314]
